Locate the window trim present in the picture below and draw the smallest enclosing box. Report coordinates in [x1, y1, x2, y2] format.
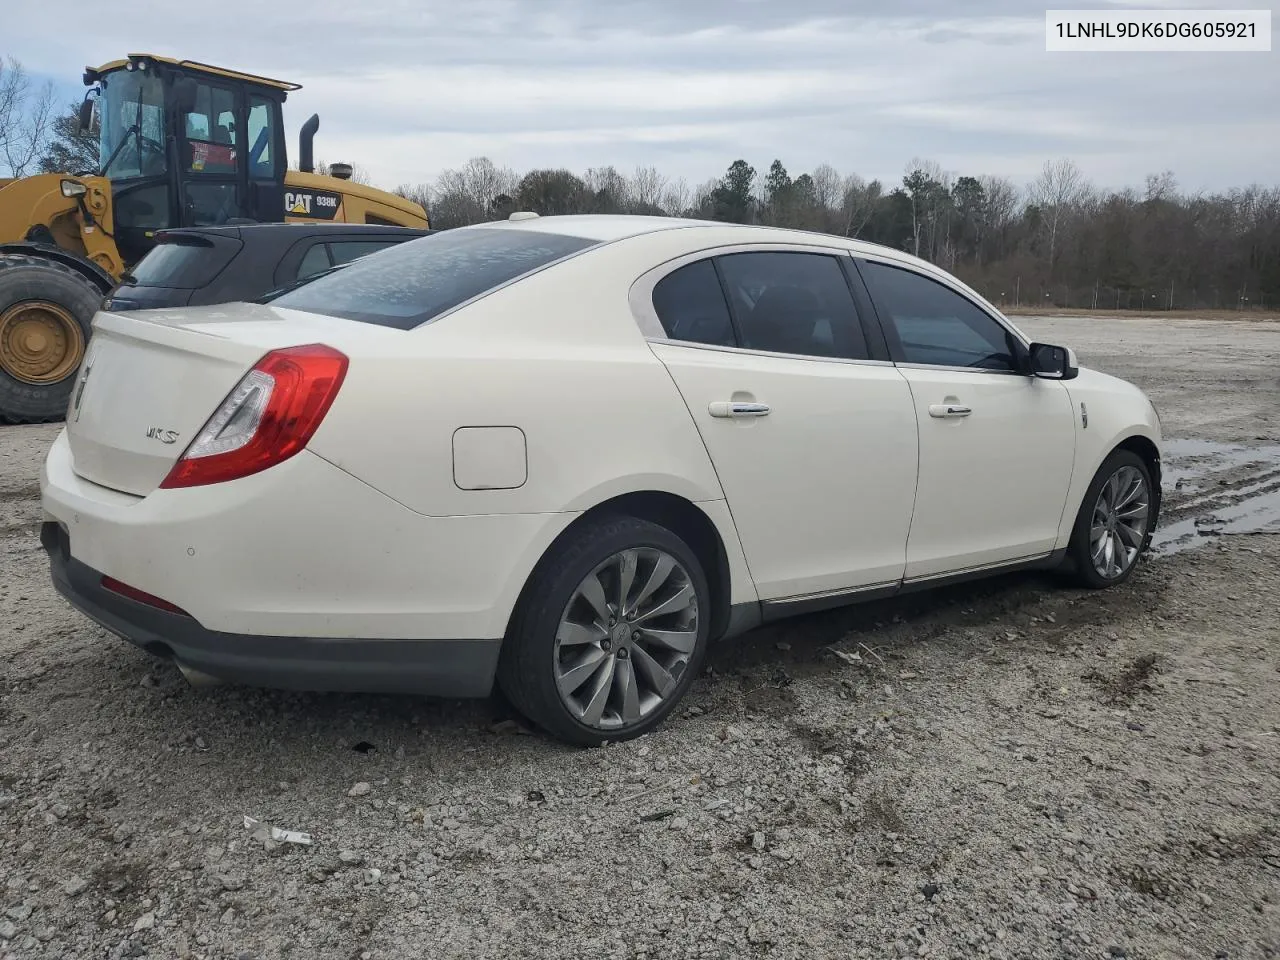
[851, 253, 1032, 377]
[628, 242, 892, 368]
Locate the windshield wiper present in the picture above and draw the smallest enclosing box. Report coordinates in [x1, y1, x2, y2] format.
[99, 122, 139, 177]
[254, 262, 350, 303]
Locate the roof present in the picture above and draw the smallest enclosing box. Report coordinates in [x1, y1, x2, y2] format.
[479, 214, 730, 243]
[483, 213, 959, 286]
[87, 54, 301, 92]
[156, 223, 433, 241]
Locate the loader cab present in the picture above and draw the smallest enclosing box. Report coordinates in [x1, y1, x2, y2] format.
[87, 56, 294, 264]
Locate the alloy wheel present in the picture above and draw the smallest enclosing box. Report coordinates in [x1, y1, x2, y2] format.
[553, 547, 699, 731]
[1090, 464, 1150, 579]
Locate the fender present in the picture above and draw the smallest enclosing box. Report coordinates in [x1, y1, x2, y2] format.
[0, 242, 116, 294]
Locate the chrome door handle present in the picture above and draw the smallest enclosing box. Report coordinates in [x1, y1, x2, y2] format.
[929, 403, 972, 418]
[709, 401, 771, 418]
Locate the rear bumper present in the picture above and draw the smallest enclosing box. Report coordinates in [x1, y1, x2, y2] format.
[42, 521, 501, 697]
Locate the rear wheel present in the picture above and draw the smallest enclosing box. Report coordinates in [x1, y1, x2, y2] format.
[498, 515, 711, 745]
[0, 255, 103, 423]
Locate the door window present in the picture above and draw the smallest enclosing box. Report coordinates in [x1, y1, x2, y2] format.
[184, 183, 244, 226]
[246, 96, 279, 180]
[859, 261, 1019, 371]
[651, 260, 735, 347]
[716, 252, 869, 360]
[183, 84, 239, 175]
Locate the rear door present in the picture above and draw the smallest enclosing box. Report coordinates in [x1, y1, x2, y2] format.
[641, 247, 919, 603]
[854, 256, 1076, 579]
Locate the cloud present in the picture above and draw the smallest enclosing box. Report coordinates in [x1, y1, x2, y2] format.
[4, 0, 1274, 192]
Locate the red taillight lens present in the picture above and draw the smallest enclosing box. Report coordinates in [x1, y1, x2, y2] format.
[102, 576, 190, 616]
[160, 344, 348, 489]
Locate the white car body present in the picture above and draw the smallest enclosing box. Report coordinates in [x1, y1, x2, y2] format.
[40, 215, 1161, 738]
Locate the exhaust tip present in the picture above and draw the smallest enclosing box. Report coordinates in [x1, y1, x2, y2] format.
[176, 661, 226, 689]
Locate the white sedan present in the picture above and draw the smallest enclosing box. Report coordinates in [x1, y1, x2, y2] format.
[40, 215, 1162, 744]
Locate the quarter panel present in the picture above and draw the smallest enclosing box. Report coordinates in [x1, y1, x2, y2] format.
[306, 236, 732, 518]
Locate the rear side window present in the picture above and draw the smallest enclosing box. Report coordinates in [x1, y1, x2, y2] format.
[269, 228, 596, 329]
[651, 260, 735, 347]
[296, 244, 331, 279]
[127, 238, 240, 289]
[717, 252, 868, 360]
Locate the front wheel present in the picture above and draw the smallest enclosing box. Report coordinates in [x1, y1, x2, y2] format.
[498, 516, 711, 745]
[1067, 450, 1155, 589]
[0, 255, 102, 423]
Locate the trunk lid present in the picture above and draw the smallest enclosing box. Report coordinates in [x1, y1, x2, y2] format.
[67, 302, 371, 495]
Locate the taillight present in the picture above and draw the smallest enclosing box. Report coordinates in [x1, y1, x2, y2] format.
[159, 344, 348, 489]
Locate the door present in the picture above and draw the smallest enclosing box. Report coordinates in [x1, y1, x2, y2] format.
[645, 250, 919, 601]
[244, 93, 285, 223]
[856, 258, 1076, 579]
[178, 80, 245, 225]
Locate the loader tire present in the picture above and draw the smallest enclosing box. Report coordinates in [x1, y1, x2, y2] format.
[0, 255, 103, 424]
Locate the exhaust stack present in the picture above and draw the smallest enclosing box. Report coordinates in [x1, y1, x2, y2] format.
[298, 114, 320, 174]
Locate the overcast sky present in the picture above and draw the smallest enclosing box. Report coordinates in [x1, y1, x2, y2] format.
[8, 0, 1278, 193]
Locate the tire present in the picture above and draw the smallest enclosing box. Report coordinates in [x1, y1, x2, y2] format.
[498, 515, 711, 745]
[1067, 449, 1155, 589]
[0, 255, 104, 424]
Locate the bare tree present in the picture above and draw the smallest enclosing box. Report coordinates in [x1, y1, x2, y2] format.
[840, 174, 882, 238]
[460, 156, 518, 212]
[583, 165, 629, 212]
[1144, 170, 1178, 203]
[1031, 158, 1088, 277]
[978, 175, 1020, 261]
[0, 57, 56, 177]
[660, 177, 691, 216]
[394, 182, 431, 211]
[631, 165, 668, 211]
[811, 163, 843, 212]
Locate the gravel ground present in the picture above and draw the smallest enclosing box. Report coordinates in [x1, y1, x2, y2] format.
[2, 314, 1279, 960]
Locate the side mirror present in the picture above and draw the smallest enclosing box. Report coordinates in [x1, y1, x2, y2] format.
[1029, 342, 1079, 380]
[173, 77, 199, 114]
[77, 90, 97, 136]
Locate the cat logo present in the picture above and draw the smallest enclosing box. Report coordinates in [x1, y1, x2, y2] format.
[286, 192, 312, 215]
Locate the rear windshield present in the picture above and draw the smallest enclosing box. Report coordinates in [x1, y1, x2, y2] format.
[128, 238, 239, 289]
[266, 228, 597, 329]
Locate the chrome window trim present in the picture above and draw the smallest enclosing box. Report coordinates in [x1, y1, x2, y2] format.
[628, 242, 873, 362]
[644, 336, 896, 369]
[894, 361, 1026, 377]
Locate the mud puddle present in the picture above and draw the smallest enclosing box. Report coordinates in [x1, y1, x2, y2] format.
[1152, 438, 1280, 554]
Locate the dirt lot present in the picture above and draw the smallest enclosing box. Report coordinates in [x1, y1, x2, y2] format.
[2, 315, 1278, 960]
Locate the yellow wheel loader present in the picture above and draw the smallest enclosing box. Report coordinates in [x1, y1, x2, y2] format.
[0, 54, 428, 423]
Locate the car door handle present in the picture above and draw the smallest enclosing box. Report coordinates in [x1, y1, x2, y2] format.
[709, 401, 771, 418]
[929, 403, 972, 418]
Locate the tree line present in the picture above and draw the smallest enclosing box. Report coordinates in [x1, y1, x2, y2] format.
[4, 57, 1276, 312]
[395, 156, 1280, 312]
